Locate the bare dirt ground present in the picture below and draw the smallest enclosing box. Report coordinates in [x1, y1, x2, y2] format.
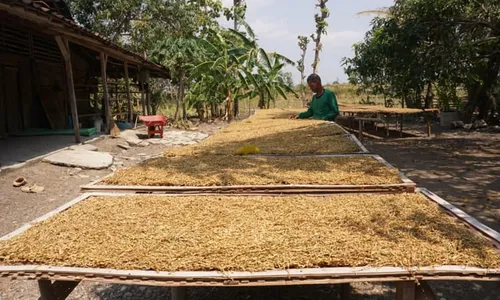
[1, 122, 499, 300]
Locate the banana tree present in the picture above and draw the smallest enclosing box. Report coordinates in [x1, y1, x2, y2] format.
[190, 31, 253, 121]
[245, 52, 298, 109]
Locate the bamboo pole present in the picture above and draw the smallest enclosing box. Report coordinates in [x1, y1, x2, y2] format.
[124, 62, 132, 123]
[55, 36, 80, 143]
[100, 53, 111, 132]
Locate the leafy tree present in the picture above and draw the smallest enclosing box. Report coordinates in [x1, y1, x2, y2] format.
[297, 35, 310, 106]
[152, 36, 206, 122]
[311, 0, 330, 74]
[344, 0, 500, 119]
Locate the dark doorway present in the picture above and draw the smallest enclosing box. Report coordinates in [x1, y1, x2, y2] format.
[3, 66, 22, 134]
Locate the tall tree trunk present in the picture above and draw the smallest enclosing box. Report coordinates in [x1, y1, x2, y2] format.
[174, 85, 181, 122]
[196, 103, 205, 122]
[226, 91, 233, 122]
[258, 94, 265, 109]
[424, 81, 433, 108]
[299, 45, 308, 107]
[176, 70, 186, 122]
[234, 95, 239, 119]
[232, 0, 242, 118]
[312, 0, 329, 74]
[210, 103, 216, 119]
[465, 55, 500, 121]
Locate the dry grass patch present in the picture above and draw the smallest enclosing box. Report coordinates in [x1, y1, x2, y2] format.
[1, 194, 499, 272]
[102, 156, 402, 186]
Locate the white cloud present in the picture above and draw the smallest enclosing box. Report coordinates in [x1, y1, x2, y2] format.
[222, 0, 275, 9]
[251, 18, 291, 39]
[322, 30, 363, 47]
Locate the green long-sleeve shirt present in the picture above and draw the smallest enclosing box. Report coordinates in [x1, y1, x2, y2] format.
[298, 89, 339, 121]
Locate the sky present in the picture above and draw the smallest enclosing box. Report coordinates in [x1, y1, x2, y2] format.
[219, 0, 394, 84]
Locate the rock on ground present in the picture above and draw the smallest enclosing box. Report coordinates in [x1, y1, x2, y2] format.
[126, 138, 142, 146]
[43, 150, 113, 170]
[69, 144, 98, 151]
[119, 130, 140, 140]
[118, 143, 131, 150]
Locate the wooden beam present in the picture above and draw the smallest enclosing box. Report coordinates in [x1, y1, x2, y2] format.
[55, 36, 80, 143]
[100, 52, 111, 132]
[124, 61, 132, 123]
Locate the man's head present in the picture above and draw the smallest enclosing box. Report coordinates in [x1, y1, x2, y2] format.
[307, 74, 323, 93]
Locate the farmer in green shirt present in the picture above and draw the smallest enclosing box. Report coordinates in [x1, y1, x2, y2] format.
[290, 74, 339, 121]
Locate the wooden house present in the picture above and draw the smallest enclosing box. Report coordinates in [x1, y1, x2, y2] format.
[0, 0, 168, 142]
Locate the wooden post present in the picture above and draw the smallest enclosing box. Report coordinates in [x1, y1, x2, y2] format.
[100, 53, 111, 132]
[425, 112, 431, 137]
[171, 287, 187, 300]
[124, 61, 132, 123]
[396, 281, 416, 300]
[400, 114, 404, 138]
[340, 283, 351, 300]
[55, 36, 80, 143]
[146, 84, 151, 115]
[38, 279, 79, 300]
[139, 67, 146, 116]
[38, 280, 56, 300]
[358, 119, 363, 142]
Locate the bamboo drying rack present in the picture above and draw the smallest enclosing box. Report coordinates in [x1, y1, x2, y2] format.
[0, 189, 499, 300]
[80, 154, 415, 194]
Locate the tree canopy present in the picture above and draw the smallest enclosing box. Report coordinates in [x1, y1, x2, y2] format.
[67, 0, 295, 123]
[343, 0, 500, 119]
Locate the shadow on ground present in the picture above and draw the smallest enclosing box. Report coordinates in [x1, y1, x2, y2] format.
[90, 283, 396, 300]
[0, 135, 98, 168]
[366, 131, 500, 232]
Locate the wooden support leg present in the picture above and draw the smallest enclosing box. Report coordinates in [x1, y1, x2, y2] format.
[400, 114, 404, 138]
[38, 280, 56, 300]
[416, 281, 436, 300]
[358, 120, 363, 142]
[38, 279, 79, 300]
[340, 283, 351, 300]
[171, 287, 187, 300]
[396, 281, 416, 300]
[425, 113, 431, 137]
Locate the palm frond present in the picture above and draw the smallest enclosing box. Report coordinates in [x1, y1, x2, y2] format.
[275, 85, 288, 100]
[269, 52, 295, 66]
[357, 7, 391, 17]
[238, 19, 256, 40]
[259, 49, 273, 69]
[228, 28, 256, 48]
